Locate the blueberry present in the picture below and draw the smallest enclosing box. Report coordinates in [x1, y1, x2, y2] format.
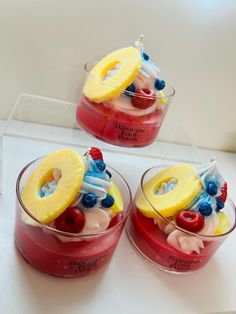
[81, 193, 97, 208]
[155, 79, 166, 91]
[101, 195, 115, 208]
[199, 202, 213, 216]
[95, 159, 106, 172]
[105, 169, 112, 178]
[206, 182, 218, 196]
[142, 52, 149, 61]
[216, 197, 224, 211]
[124, 83, 136, 97]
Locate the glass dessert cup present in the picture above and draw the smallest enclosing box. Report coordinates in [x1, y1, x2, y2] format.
[76, 60, 175, 148]
[15, 158, 132, 278]
[126, 165, 236, 273]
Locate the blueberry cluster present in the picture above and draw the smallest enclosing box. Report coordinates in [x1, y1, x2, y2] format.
[197, 181, 224, 217]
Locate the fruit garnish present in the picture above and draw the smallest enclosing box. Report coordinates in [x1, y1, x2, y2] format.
[206, 181, 217, 196]
[136, 164, 202, 218]
[55, 207, 85, 233]
[101, 195, 115, 208]
[198, 202, 213, 216]
[176, 210, 204, 232]
[214, 212, 230, 235]
[89, 147, 103, 161]
[83, 47, 142, 102]
[154, 79, 165, 91]
[81, 192, 97, 208]
[216, 197, 224, 211]
[218, 182, 227, 203]
[21, 149, 85, 224]
[131, 88, 156, 109]
[108, 181, 124, 214]
[124, 83, 136, 97]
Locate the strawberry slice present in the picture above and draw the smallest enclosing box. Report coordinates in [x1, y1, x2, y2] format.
[218, 182, 228, 203]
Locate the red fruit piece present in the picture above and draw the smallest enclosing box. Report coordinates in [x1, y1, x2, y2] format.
[176, 210, 204, 233]
[55, 207, 85, 233]
[218, 182, 228, 203]
[89, 147, 103, 161]
[131, 88, 156, 109]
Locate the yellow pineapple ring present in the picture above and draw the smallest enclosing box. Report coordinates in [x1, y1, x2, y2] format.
[136, 165, 202, 218]
[21, 149, 85, 224]
[84, 47, 142, 103]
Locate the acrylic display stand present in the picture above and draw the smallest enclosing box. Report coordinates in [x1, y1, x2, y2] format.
[1, 93, 202, 194]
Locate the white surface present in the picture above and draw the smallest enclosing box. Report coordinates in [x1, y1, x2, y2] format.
[0, 0, 236, 151]
[1, 135, 236, 314]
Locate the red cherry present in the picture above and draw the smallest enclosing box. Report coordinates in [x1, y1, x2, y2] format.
[55, 207, 85, 233]
[131, 88, 156, 109]
[176, 210, 204, 232]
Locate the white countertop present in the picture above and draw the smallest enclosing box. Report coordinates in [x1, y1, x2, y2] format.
[1, 133, 236, 314]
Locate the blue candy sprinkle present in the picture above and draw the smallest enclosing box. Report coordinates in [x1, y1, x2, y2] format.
[124, 83, 136, 97]
[199, 202, 213, 216]
[81, 192, 97, 208]
[155, 79, 166, 91]
[142, 52, 149, 61]
[206, 181, 218, 196]
[101, 195, 114, 208]
[95, 160, 106, 172]
[216, 197, 224, 211]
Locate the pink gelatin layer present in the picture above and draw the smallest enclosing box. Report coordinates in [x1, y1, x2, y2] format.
[76, 96, 164, 147]
[129, 206, 223, 272]
[15, 212, 124, 277]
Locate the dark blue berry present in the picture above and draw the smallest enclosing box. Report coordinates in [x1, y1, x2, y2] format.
[124, 83, 136, 97]
[216, 197, 224, 211]
[142, 52, 149, 61]
[95, 159, 106, 172]
[155, 79, 166, 91]
[101, 195, 114, 208]
[105, 169, 112, 178]
[206, 182, 217, 196]
[199, 202, 213, 216]
[81, 193, 97, 208]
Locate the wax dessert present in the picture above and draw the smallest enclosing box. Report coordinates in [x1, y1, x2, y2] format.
[127, 159, 236, 272]
[15, 147, 131, 277]
[76, 35, 174, 147]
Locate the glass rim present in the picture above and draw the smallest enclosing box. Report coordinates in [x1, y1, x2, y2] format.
[84, 59, 176, 99]
[140, 164, 236, 239]
[16, 156, 132, 238]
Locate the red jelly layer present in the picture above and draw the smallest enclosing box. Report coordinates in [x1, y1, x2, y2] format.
[129, 206, 223, 272]
[76, 96, 164, 147]
[15, 212, 124, 277]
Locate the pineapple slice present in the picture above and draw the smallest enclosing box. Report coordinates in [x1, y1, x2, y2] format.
[84, 47, 142, 103]
[136, 165, 202, 218]
[214, 212, 230, 235]
[21, 149, 85, 224]
[108, 181, 124, 215]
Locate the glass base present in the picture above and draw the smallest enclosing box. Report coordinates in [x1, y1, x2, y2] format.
[125, 226, 202, 275]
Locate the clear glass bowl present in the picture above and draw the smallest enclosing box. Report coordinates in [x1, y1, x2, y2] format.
[15, 158, 132, 277]
[126, 165, 236, 273]
[76, 60, 175, 147]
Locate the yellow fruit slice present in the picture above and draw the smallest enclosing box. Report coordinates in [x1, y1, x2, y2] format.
[136, 165, 202, 218]
[84, 47, 142, 103]
[108, 181, 123, 214]
[214, 212, 230, 235]
[21, 149, 85, 224]
[158, 91, 167, 105]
